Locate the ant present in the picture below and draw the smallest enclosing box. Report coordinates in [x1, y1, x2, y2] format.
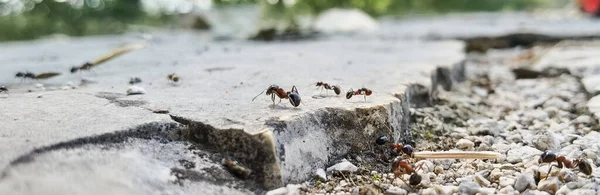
[0, 86, 8, 94]
[375, 136, 415, 158]
[252, 85, 301, 107]
[314, 81, 342, 95]
[346, 87, 372, 102]
[538, 150, 593, 179]
[15, 71, 61, 81]
[129, 77, 142, 85]
[15, 71, 35, 82]
[71, 43, 145, 74]
[168, 73, 180, 83]
[71, 62, 95, 74]
[392, 156, 424, 186]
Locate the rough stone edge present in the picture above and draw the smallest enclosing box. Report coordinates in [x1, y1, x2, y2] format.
[165, 59, 466, 190]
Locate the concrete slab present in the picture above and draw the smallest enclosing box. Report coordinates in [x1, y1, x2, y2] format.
[0, 30, 464, 190]
[0, 90, 171, 168]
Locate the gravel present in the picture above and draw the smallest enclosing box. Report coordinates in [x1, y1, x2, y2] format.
[283, 48, 600, 195]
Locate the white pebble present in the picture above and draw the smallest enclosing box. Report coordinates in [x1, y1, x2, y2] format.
[474, 174, 490, 187]
[456, 139, 475, 150]
[499, 176, 515, 187]
[537, 177, 560, 194]
[499, 186, 515, 194]
[127, 86, 146, 95]
[314, 168, 327, 181]
[35, 83, 44, 88]
[434, 185, 457, 195]
[514, 172, 536, 192]
[386, 187, 407, 195]
[265, 187, 288, 195]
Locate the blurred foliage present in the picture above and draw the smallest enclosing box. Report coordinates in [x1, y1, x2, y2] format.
[0, 0, 172, 42]
[0, 0, 553, 42]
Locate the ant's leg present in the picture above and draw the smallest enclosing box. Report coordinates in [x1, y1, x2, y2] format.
[364, 95, 367, 102]
[271, 94, 276, 106]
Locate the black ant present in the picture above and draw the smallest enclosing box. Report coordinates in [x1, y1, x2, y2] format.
[346, 87, 372, 102]
[375, 136, 415, 158]
[168, 73, 180, 83]
[129, 77, 142, 85]
[15, 71, 35, 82]
[15, 71, 61, 81]
[314, 81, 342, 95]
[252, 85, 301, 107]
[71, 43, 145, 74]
[0, 86, 8, 94]
[538, 150, 593, 179]
[71, 62, 95, 74]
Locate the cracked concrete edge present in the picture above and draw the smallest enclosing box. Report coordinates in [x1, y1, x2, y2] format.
[0, 122, 180, 176]
[167, 60, 465, 190]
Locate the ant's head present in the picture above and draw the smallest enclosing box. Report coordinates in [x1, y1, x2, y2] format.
[268, 84, 279, 90]
[15, 72, 24, 78]
[375, 135, 389, 145]
[391, 143, 414, 157]
[0, 86, 7, 91]
[363, 88, 373, 95]
[315, 81, 323, 86]
[81, 62, 93, 69]
[539, 150, 557, 163]
[70, 66, 80, 73]
[402, 145, 414, 157]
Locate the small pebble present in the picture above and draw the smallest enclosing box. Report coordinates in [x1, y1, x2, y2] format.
[420, 188, 437, 195]
[458, 181, 481, 195]
[499, 186, 515, 194]
[499, 176, 515, 187]
[477, 188, 496, 195]
[314, 168, 327, 181]
[386, 187, 407, 195]
[434, 185, 457, 195]
[514, 172, 536, 192]
[265, 187, 288, 195]
[537, 177, 560, 194]
[434, 166, 444, 174]
[474, 174, 490, 187]
[456, 139, 475, 150]
[37, 94, 43, 98]
[35, 83, 44, 88]
[127, 86, 146, 95]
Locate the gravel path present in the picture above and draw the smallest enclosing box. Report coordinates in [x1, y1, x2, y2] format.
[274, 48, 600, 195]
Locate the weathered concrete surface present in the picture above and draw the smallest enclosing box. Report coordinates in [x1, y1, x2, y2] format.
[0, 90, 171, 168]
[0, 30, 464, 191]
[0, 123, 259, 195]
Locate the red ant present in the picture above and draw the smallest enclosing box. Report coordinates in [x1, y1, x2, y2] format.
[346, 87, 372, 102]
[314, 81, 342, 95]
[392, 156, 424, 186]
[252, 85, 302, 107]
[538, 150, 593, 179]
[391, 143, 415, 158]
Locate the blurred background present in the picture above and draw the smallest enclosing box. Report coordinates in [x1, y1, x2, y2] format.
[0, 0, 582, 42]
